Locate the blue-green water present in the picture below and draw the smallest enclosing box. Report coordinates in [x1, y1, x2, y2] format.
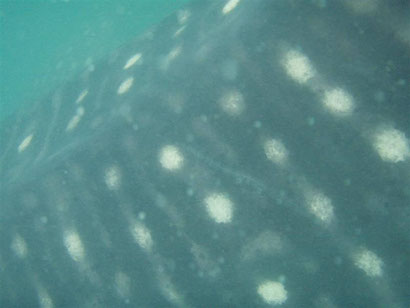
[0, 0, 191, 123]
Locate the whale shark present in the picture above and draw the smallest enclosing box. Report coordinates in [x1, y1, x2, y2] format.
[1, 0, 409, 306]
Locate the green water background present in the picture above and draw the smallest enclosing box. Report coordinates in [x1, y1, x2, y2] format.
[0, 0, 191, 124]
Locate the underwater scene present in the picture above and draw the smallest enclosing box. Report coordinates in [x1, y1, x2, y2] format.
[1, 0, 410, 307]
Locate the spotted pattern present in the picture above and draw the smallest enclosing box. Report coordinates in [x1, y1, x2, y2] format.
[0, 0, 409, 307]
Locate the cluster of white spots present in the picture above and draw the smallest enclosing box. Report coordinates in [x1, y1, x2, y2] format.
[257, 280, 288, 305]
[75, 89, 88, 104]
[17, 134, 34, 153]
[11, 234, 28, 259]
[263, 139, 289, 166]
[64, 230, 85, 262]
[322, 88, 355, 116]
[353, 248, 383, 277]
[282, 49, 315, 84]
[117, 77, 134, 95]
[123, 53, 142, 70]
[372, 127, 410, 163]
[65, 106, 85, 132]
[159, 145, 184, 171]
[218, 89, 245, 116]
[204, 193, 233, 224]
[131, 222, 153, 251]
[104, 165, 122, 190]
[115, 271, 131, 300]
[222, 0, 240, 15]
[306, 191, 334, 224]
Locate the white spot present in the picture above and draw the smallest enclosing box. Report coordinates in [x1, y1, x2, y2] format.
[306, 191, 334, 224]
[123, 53, 142, 70]
[66, 115, 81, 132]
[353, 248, 383, 277]
[85, 57, 95, 73]
[160, 46, 182, 70]
[104, 165, 122, 190]
[168, 46, 182, 60]
[372, 127, 410, 163]
[264, 139, 289, 165]
[117, 77, 134, 95]
[190, 242, 221, 278]
[241, 231, 283, 261]
[344, 0, 380, 14]
[204, 193, 233, 224]
[64, 230, 85, 262]
[11, 234, 27, 259]
[77, 106, 85, 116]
[282, 49, 315, 84]
[138, 211, 146, 220]
[37, 286, 54, 308]
[75, 89, 88, 104]
[257, 280, 288, 305]
[220, 59, 238, 81]
[18, 134, 34, 153]
[166, 92, 186, 114]
[131, 222, 153, 251]
[157, 269, 185, 306]
[222, 0, 240, 15]
[159, 145, 184, 171]
[65, 107, 85, 132]
[322, 88, 355, 116]
[219, 89, 245, 116]
[177, 9, 190, 24]
[115, 271, 131, 299]
[174, 26, 186, 37]
[397, 25, 410, 49]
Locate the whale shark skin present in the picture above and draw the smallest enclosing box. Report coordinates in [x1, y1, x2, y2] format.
[0, 0, 410, 307]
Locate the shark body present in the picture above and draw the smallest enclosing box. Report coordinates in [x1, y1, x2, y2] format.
[1, 0, 409, 306]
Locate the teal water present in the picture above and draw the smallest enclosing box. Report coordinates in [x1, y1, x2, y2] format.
[0, 0, 191, 123]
